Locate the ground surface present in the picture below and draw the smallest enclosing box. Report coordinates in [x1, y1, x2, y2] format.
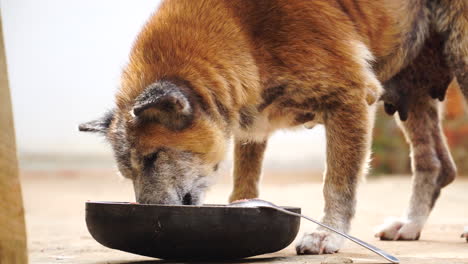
[22, 169, 468, 264]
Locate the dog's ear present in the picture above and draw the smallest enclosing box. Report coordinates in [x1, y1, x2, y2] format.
[79, 110, 114, 134]
[132, 81, 193, 130]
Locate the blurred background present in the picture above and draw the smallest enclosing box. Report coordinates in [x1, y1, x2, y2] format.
[3, 0, 467, 176]
[3, 1, 468, 263]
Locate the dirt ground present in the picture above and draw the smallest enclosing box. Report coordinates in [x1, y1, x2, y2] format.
[21, 169, 468, 264]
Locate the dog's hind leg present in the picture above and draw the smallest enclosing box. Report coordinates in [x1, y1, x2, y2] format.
[430, 0, 468, 239]
[375, 93, 457, 240]
[376, 33, 458, 239]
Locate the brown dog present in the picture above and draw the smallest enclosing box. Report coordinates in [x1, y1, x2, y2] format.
[80, 0, 467, 254]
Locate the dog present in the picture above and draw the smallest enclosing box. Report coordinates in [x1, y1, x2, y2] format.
[79, 0, 467, 254]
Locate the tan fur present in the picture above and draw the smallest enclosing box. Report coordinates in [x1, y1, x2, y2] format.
[229, 140, 267, 202]
[120, 1, 388, 255]
[80, 0, 468, 253]
[129, 117, 226, 164]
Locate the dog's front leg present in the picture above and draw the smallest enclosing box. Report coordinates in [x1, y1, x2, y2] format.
[229, 139, 268, 202]
[296, 101, 373, 254]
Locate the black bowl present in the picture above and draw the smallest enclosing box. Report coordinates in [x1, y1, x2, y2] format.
[86, 201, 301, 260]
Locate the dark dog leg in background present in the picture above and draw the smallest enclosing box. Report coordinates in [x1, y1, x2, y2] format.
[376, 28, 459, 240]
[376, 35, 458, 239]
[376, 94, 456, 240]
[433, 0, 468, 241]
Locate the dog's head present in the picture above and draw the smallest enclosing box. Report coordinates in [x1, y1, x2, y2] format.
[79, 80, 227, 205]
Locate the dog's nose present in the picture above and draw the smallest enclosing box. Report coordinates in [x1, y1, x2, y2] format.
[182, 193, 193, 205]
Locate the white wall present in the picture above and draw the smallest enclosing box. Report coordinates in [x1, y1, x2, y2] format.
[2, 0, 161, 155]
[1, 0, 326, 169]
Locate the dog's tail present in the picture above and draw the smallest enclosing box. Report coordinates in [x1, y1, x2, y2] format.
[430, 0, 468, 102]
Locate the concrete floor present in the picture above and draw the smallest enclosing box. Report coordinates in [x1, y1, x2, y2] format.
[22, 169, 468, 264]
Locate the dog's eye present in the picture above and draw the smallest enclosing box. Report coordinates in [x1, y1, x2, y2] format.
[142, 150, 161, 168]
[213, 163, 219, 171]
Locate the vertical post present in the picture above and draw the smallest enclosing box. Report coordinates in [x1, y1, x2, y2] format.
[0, 14, 28, 264]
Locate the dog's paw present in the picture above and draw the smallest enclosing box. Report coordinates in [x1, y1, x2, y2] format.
[374, 217, 422, 240]
[461, 226, 468, 242]
[296, 230, 344, 255]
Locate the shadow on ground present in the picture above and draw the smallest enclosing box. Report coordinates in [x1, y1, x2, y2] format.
[99, 257, 288, 264]
[95, 255, 391, 264]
